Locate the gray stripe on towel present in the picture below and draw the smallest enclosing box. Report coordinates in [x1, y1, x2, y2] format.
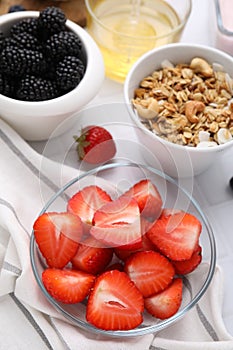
[49, 316, 73, 350]
[3, 261, 22, 276]
[196, 304, 219, 341]
[10, 292, 54, 350]
[183, 277, 219, 341]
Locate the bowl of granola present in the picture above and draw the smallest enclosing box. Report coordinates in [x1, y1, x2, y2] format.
[124, 43, 233, 177]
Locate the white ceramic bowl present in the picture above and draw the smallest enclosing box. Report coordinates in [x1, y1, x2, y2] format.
[0, 11, 105, 141]
[124, 43, 233, 177]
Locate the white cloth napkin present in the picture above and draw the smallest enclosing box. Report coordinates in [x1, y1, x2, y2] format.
[0, 117, 233, 350]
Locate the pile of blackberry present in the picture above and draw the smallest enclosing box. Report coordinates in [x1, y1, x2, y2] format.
[0, 7, 86, 101]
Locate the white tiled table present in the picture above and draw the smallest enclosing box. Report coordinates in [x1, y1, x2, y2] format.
[30, 0, 233, 336]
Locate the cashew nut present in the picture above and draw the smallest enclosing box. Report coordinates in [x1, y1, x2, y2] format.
[185, 100, 205, 123]
[190, 57, 213, 77]
[134, 98, 159, 120]
[217, 128, 233, 144]
[148, 98, 160, 114]
[198, 130, 210, 142]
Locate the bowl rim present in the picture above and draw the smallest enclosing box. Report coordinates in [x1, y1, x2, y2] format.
[0, 11, 105, 109]
[84, 0, 192, 41]
[124, 42, 233, 154]
[30, 161, 216, 337]
[214, 0, 233, 36]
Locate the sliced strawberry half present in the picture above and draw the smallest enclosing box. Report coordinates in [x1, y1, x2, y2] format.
[121, 179, 163, 219]
[144, 278, 183, 320]
[172, 244, 202, 275]
[42, 268, 95, 304]
[67, 185, 112, 227]
[33, 212, 83, 268]
[124, 251, 175, 297]
[91, 196, 141, 249]
[71, 236, 113, 275]
[86, 270, 144, 330]
[146, 212, 202, 261]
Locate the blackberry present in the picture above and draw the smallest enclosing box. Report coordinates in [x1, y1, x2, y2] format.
[0, 46, 46, 77]
[10, 18, 38, 37]
[56, 56, 85, 91]
[44, 31, 83, 61]
[16, 75, 59, 101]
[0, 73, 15, 97]
[8, 4, 25, 12]
[4, 32, 41, 51]
[43, 56, 57, 80]
[37, 7, 66, 41]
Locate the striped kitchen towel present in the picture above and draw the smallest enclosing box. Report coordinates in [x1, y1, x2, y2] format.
[0, 117, 233, 350]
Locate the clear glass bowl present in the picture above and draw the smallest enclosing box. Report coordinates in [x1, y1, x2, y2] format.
[214, 0, 233, 56]
[85, 0, 192, 82]
[30, 161, 216, 337]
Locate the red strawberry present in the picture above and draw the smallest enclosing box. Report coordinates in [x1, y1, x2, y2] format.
[42, 268, 95, 304]
[172, 244, 202, 275]
[86, 270, 144, 330]
[91, 196, 141, 249]
[144, 278, 183, 320]
[33, 212, 83, 268]
[124, 251, 175, 297]
[67, 185, 112, 229]
[121, 179, 163, 219]
[71, 236, 113, 275]
[74, 125, 116, 164]
[146, 211, 202, 261]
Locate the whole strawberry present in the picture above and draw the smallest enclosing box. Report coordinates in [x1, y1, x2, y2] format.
[74, 125, 116, 164]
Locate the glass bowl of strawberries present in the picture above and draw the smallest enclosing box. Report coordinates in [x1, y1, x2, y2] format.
[30, 161, 216, 337]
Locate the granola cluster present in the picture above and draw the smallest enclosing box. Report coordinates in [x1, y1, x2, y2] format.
[132, 57, 233, 147]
